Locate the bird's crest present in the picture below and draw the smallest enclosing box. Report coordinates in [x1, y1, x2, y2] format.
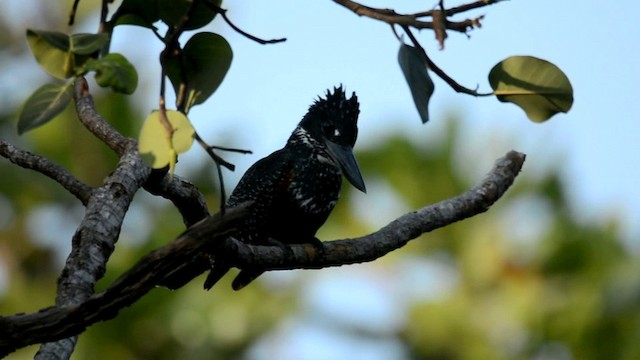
[308, 85, 359, 123]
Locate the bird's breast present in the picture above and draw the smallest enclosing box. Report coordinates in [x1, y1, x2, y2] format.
[289, 161, 342, 214]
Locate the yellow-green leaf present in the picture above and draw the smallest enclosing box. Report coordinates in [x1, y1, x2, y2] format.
[18, 82, 72, 134]
[489, 56, 573, 122]
[138, 110, 195, 171]
[26, 30, 72, 79]
[26, 29, 96, 78]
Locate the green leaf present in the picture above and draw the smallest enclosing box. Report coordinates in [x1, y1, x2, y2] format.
[113, 14, 158, 29]
[138, 110, 195, 172]
[398, 44, 434, 123]
[158, 0, 220, 30]
[30, 30, 70, 50]
[69, 33, 109, 55]
[18, 82, 72, 134]
[111, 0, 160, 28]
[489, 56, 573, 122]
[25, 29, 98, 79]
[26, 29, 73, 79]
[85, 53, 138, 94]
[165, 32, 232, 112]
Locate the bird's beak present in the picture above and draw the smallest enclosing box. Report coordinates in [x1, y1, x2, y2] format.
[325, 141, 367, 193]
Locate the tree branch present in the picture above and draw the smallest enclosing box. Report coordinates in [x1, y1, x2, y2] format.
[34, 78, 151, 359]
[335, 0, 495, 95]
[143, 173, 210, 227]
[0, 206, 246, 357]
[220, 151, 526, 270]
[0, 139, 92, 205]
[333, 0, 492, 33]
[205, 3, 286, 45]
[73, 77, 132, 156]
[34, 144, 151, 358]
[74, 76, 211, 227]
[0, 150, 525, 356]
[402, 25, 491, 96]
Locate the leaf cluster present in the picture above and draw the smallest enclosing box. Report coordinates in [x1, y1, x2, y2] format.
[19, 0, 234, 177]
[19, 30, 136, 134]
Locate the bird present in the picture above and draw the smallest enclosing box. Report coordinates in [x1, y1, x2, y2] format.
[162, 86, 366, 291]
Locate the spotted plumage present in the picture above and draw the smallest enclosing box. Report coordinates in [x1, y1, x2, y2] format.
[162, 86, 366, 291]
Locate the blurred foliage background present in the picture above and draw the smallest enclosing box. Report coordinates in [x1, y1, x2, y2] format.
[2, 1, 640, 360]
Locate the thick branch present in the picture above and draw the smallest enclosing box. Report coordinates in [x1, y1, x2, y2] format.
[34, 78, 150, 359]
[0, 139, 92, 205]
[34, 144, 151, 358]
[0, 150, 524, 355]
[0, 207, 246, 357]
[220, 150, 525, 269]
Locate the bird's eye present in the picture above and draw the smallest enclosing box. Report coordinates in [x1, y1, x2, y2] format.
[322, 124, 339, 138]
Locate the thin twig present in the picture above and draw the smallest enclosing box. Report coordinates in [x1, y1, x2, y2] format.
[445, 0, 504, 16]
[68, 0, 81, 26]
[98, 0, 109, 33]
[334, 0, 485, 33]
[208, 145, 252, 154]
[0, 139, 93, 205]
[205, 2, 286, 45]
[402, 26, 492, 96]
[192, 133, 254, 213]
[194, 133, 230, 214]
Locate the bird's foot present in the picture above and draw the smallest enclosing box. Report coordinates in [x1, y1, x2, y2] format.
[308, 237, 325, 256]
[265, 238, 296, 262]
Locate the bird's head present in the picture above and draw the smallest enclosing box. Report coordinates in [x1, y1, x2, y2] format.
[295, 86, 366, 193]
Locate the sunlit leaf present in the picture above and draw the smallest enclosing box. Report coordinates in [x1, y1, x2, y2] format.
[158, 0, 220, 30]
[69, 33, 109, 55]
[165, 32, 232, 113]
[85, 53, 138, 94]
[138, 110, 195, 172]
[398, 44, 434, 123]
[18, 82, 72, 134]
[489, 56, 573, 122]
[26, 30, 73, 79]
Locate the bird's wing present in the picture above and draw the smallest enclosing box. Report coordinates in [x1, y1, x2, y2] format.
[226, 148, 294, 208]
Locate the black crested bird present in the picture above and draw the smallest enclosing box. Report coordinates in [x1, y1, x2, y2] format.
[163, 86, 366, 291]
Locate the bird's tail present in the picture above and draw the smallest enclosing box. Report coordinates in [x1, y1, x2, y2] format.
[159, 255, 230, 291]
[158, 256, 261, 291]
[231, 269, 264, 291]
[203, 265, 231, 290]
[159, 256, 211, 290]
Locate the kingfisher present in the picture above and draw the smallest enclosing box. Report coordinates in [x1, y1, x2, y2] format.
[162, 86, 366, 290]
